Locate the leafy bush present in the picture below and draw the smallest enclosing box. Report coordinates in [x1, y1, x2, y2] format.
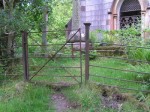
[127, 48, 145, 60]
[90, 30, 101, 44]
[116, 25, 141, 45]
[126, 47, 150, 63]
[89, 50, 97, 60]
[100, 30, 117, 44]
[144, 50, 150, 62]
[90, 30, 117, 44]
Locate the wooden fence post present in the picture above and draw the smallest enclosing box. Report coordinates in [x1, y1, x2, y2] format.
[84, 23, 91, 84]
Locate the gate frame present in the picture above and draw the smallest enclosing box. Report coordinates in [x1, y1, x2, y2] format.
[22, 28, 86, 84]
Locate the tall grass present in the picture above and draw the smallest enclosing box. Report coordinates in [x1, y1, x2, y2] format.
[89, 58, 143, 91]
[61, 85, 146, 112]
[0, 83, 51, 112]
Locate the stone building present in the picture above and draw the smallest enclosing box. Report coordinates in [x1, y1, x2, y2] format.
[67, 0, 150, 36]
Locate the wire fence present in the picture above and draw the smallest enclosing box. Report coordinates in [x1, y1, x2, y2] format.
[88, 42, 150, 93]
[1, 23, 150, 94]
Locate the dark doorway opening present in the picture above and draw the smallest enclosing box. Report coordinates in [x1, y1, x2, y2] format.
[120, 0, 141, 29]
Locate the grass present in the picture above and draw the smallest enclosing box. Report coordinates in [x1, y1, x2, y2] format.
[29, 58, 82, 83]
[0, 80, 149, 112]
[29, 55, 149, 93]
[58, 85, 148, 112]
[28, 55, 150, 95]
[0, 81, 52, 112]
[0, 55, 150, 112]
[89, 57, 143, 92]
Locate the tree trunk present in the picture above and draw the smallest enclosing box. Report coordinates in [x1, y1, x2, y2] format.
[2, 0, 15, 71]
[7, 33, 14, 57]
[41, 6, 48, 55]
[2, 0, 6, 9]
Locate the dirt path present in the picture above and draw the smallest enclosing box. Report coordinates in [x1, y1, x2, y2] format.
[51, 92, 80, 112]
[51, 93, 72, 112]
[50, 82, 80, 112]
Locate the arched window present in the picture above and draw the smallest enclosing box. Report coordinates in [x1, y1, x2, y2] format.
[120, 0, 141, 29]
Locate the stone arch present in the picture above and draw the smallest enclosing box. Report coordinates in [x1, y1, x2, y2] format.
[110, 0, 148, 30]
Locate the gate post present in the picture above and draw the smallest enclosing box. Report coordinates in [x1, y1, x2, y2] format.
[84, 23, 91, 84]
[22, 31, 29, 82]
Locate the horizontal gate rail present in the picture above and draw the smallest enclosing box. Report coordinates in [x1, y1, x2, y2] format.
[90, 65, 150, 75]
[28, 43, 81, 46]
[29, 66, 81, 69]
[90, 74, 149, 84]
[29, 29, 79, 33]
[30, 75, 81, 77]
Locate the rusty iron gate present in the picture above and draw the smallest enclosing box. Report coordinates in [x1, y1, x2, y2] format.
[22, 28, 83, 85]
[21, 22, 150, 94]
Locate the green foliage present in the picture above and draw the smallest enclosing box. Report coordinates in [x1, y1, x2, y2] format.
[48, 0, 72, 38]
[60, 85, 147, 112]
[90, 30, 117, 44]
[62, 86, 101, 112]
[127, 48, 145, 60]
[0, 6, 31, 35]
[99, 30, 117, 44]
[145, 50, 150, 62]
[90, 22, 142, 46]
[89, 50, 97, 60]
[90, 30, 100, 44]
[116, 25, 141, 45]
[0, 57, 150, 112]
[129, 64, 150, 83]
[51, 0, 72, 30]
[78, 87, 100, 111]
[122, 102, 144, 112]
[126, 46, 150, 63]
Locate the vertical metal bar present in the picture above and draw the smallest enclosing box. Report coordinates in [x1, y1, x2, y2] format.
[71, 43, 74, 58]
[84, 23, 91, 84]
[22, 31, 29, 81]
[65, 25, 68, 40]
[79, 28, 82, 84]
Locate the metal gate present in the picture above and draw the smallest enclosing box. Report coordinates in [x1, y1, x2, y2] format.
[22, 29, 83, 85]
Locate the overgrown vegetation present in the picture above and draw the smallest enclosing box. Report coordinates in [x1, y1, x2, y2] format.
[0, 1, 150, 112]
[90, 23, 150, 85]
[62, 85, 150, 112]
[0, 0, 72, 74]
[0, 82, 51, 112]
[1, 81, 149, 112]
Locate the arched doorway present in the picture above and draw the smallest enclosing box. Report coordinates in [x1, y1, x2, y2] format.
[110, 0, 148, 30]
[120, 0, 141, 29]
